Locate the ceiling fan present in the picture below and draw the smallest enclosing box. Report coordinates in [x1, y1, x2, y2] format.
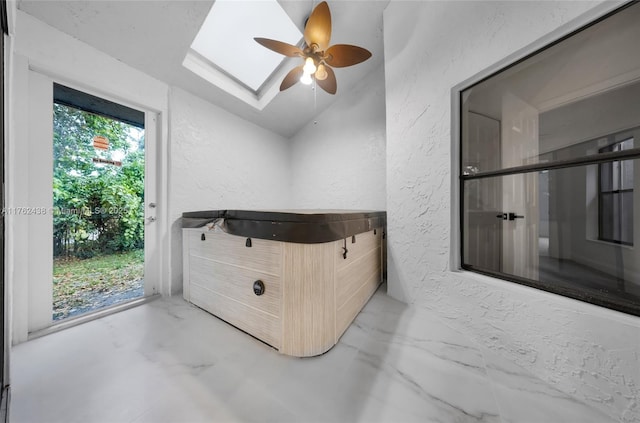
[254, 1, 371, 95]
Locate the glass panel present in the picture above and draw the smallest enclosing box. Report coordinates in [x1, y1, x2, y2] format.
[621, 191, 634, 245]
[461, 2, 640, 173]
[622, 156, 634, 190]
[611, 192, 622, 242]
[612, 161, 621, 192]
[190, 0, 302, 91]
[462, 112, 501, 175]
[600, 162, 613, 192]
[53, 103, 145, 321]
[621, 138, 634, 150]
[463, 160, 640, 309]
[463, 177, 503, 273]
[599, 191, 634, 245]
[600, 193, 614, 241]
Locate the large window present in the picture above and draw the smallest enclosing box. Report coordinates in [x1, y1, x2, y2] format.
[460, 2, 640, 316]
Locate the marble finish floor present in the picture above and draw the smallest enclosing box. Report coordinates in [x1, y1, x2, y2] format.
[11, 286, 615, 423]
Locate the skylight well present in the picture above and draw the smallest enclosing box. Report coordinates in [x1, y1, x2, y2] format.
[184, 0, 302, 108]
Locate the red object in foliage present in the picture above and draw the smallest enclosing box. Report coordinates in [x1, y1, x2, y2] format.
[93, 136, 109, 150]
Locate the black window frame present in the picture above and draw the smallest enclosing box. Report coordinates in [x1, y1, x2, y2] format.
[458, 1, 640, 317]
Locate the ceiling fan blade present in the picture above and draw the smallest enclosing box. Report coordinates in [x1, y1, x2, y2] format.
[325, 44, 372, 68]
[254, 38, 303, 57]
[304, 1, 331, 51]
[316, 65, 337, 95]
[280, 66, 304, 91]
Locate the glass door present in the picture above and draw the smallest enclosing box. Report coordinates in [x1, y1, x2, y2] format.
[52, 85, 147, 321]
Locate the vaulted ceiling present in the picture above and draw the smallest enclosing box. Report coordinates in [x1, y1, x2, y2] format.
[17, 0, 389, 138]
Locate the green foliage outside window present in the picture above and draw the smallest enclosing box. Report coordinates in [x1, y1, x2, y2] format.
[53, 103, 145, 259]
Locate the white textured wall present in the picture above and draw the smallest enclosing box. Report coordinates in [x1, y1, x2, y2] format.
[168, 88, 291, 293]
[290, 65, 386, 210]
[384, 1, 639, 421]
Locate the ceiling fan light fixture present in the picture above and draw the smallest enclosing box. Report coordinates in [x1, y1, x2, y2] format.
[315, 64, 328, 81]
[303, 57, 317, 74]
[300, 73, 313, 85]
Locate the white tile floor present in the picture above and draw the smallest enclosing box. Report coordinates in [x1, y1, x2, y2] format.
[11, 286, 616, 423]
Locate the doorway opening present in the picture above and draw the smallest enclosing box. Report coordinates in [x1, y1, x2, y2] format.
[52, 84, 146, 321]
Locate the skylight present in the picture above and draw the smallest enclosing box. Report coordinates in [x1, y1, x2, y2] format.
[190, 0, 302, 92]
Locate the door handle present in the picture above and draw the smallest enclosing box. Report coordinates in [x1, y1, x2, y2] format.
[508, 212, 524, 221]
[496, 212, 524, 221]
[146, 216, 156, 224]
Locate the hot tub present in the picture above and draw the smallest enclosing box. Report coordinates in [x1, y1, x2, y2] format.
[182, 210, 386, 357]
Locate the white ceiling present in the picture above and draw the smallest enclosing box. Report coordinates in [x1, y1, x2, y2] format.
[17, 0, 388, 138]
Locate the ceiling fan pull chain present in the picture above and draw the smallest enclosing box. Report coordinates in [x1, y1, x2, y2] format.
[313, 80, 318, 125]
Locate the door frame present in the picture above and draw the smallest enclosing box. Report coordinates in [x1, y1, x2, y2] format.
[1, 1, 8, 417]
[499, 94, 540, 280]
[30, 71, 161, 331]
[8, 58, 168, 344]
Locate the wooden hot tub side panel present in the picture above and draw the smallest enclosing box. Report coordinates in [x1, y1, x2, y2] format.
[335, 230, 383, 340]
[280, 242, 336, 357]
[189, 284, 282, 349]
[189, 256, 282, 318]
[188, 229, 283, 274]
[182, 226, 384, 357]
[183, 229, 284, 349]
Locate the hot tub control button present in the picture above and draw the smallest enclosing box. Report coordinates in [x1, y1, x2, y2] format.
[253, 280, 265, 296]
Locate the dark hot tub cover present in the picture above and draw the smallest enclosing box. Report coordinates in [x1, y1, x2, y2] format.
[182, 210, 386, 244]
